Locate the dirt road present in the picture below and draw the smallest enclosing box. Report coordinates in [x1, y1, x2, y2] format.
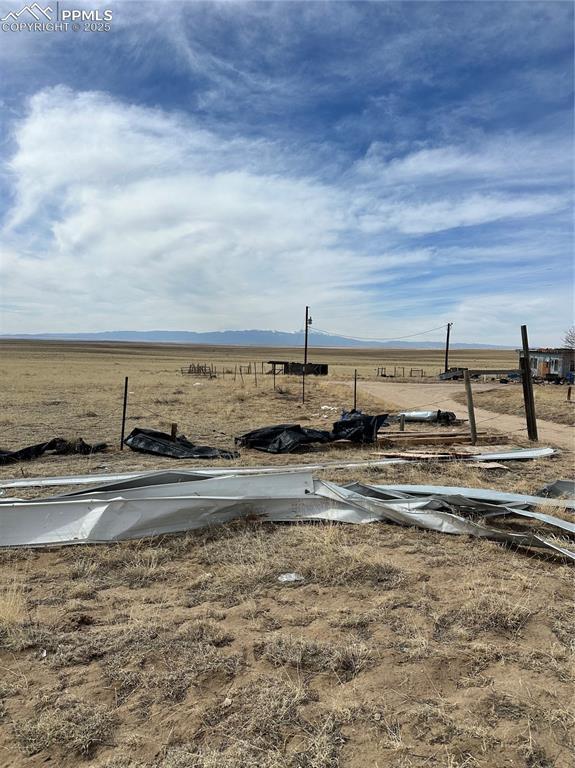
[352, 381, 575, 451]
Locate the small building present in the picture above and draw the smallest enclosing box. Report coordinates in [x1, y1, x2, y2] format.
[517, 348, 575, 380]
[267, 360, 329, 376]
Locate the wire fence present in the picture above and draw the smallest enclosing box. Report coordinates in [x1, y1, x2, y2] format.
[1, 359, 540, 458]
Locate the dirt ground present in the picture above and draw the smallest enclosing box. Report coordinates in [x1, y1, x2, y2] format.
[351, 381, 575, 451]
[0, 341, 574, 768]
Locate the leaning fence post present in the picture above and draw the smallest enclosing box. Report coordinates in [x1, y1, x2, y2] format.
[120, 376, 129, 450]
[464, 370, 477, 445]
[399, 414, 405, 432]
[170, 423, 178, 440]
[353, 369, 358, 411]
[520, 325, 538, 441]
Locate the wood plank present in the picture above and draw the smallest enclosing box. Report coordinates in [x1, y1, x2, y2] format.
[370, 450, 481, 459]
[378, 430, 475, 437]
[378, 434, 499, 446]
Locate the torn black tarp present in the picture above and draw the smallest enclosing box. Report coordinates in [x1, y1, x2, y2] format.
[123, 427, 239, 460]
[235, 414, 388, 454]
[235, 424, 332, 454]
[0, 438, 107, 466]
[332, 413, 389, 442]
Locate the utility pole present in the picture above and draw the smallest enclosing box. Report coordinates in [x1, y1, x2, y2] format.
[444, 322, 453, 374]
[302, 306, 312, 403]
[520, 324, 538, 441]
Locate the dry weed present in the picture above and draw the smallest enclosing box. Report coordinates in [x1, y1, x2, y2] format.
[435, 591, 535, 638]
[0, 580, 26, 627]
[13, 696, 116, 756]
[255, 634, 372, 680]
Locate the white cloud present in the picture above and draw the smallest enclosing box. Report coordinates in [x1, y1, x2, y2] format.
[355, 134, 572, 187]
[0, 88, 383, 333]
[359, 193, 568, 236]
[0, 87, 571, 343]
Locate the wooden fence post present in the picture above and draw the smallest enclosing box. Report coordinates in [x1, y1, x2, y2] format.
[520, 325, 538, 441]
[120, 376, 128, 450]
[464, 370, 477, 445]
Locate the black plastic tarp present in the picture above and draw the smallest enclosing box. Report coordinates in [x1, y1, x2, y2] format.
[235, 413, 388, 454]
[0, 438, 107, 466]
[124, 428, 239, 460]
[332, 413, 389, 442]
[235, 424, 332, 454]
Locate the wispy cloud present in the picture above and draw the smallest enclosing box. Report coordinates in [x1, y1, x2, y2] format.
[0, 1, 572, 344]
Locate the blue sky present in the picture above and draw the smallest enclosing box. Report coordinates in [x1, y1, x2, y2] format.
[0, 0, 573, 344]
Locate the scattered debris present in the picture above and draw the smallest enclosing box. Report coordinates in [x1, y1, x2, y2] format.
[277, 572, 305, 583]
[0, 438, 107, 466]
[235, 414, 388, 453]
[124, 428, 238, 460]
[536, 479, 575, 499]
[378, 431, 499, 446]
[1, 471, 573, 560]
[388, 410, 456, 425]
[0, 447, 558, 490]
[466, 462, 510, 470]
[267, 361, 328, 376]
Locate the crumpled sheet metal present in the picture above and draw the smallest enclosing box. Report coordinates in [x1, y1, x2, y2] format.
[372, 484, 575, 510]
[0, 447, 558, 491]
[0, 471, 573, 560]
[537, 480, 575, 499]
[346, 483, 575, 555]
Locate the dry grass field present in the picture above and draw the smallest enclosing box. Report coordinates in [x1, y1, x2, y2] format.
[453, 386, 575, 427]
[0, 341, 574, 768]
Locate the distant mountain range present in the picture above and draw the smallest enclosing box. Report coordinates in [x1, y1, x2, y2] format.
[0, 329, 514, 349]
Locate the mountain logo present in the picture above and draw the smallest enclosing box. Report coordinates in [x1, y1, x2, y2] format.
[1, 3, 52, 21]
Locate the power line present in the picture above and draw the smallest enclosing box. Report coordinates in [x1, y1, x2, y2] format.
[310, 323, 449, 344]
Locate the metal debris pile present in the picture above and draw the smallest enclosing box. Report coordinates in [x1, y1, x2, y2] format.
[0, 469, 573, 560]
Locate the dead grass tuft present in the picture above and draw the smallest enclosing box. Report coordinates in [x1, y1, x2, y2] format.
[67, 546, 170, 589]
[435, 591, 535, 637]
[0, 580, 27, 628]
[188, 675, 342, 767]
[255, 634, 372, 680]
[97, 620, 240, 703]
[13, 696, 116, 756]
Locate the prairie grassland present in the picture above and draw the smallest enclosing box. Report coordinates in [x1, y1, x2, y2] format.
[453, 384, 575, 426]
[0, 341, 574, 768]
